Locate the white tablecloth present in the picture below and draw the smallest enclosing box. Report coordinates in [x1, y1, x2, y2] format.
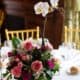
[51, 48, 80, 80]
[52, 73, 80, 80]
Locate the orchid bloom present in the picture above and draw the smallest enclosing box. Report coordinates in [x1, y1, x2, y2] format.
[34, 2, 50, 17]
[50, 0, 59, 8]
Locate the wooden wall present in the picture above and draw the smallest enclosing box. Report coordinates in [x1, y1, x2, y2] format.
[24, 0, 44, 29]
[3, 0, 64, 27]
[3, 0, 25, 17]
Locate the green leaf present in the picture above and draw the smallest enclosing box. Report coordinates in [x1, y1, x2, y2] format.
[52, 63, 60, 73]
[3, 71, 9, 77]
[46, 70, 54, 78]
[16, 77, 23, 80]
[45, 72, 52, 80]
[3, 72, 11, 80]
[12, 37, 21, 48]
[7, 74, 12, 80]
[41, 51, 51, 61]
[38, 73, 48, 80]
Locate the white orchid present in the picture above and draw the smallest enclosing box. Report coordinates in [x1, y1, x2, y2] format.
[34, 2, 50, 17]
[50, 0, 59, 8]
[34, 0, 59, 17]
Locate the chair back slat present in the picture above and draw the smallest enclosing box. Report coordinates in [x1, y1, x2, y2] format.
[16, 32, 19, 38]
[27, 32, 29, 39]
[5, 26, 40, 40]
[64, 26, 80, 49]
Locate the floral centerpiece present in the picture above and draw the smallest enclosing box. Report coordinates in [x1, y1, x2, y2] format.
[1, 38, 59, 80]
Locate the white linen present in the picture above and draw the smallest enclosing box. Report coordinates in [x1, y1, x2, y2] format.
[52, 48, 80, 66]
[51, 48, 80, 80]
[52, 73, 80, 80]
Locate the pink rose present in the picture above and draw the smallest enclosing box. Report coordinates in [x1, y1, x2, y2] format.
[31, 60, 43, 72]
[14, 54, 21, 62]
[41, 43, 53, 51]
[20, 53, 30, 61]
[18, 62, 23, 68]
[45, 43, 53, 51]
[11, 66, 22, 78]
[24, 42, 33, 51]
[15, 57, 20, 62]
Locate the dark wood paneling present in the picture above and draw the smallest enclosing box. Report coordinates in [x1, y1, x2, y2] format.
[3, 0, 25, 17]
[59, 0, 64, 8]
[2, 0, 64, 26]
[45, 8, 64, 48]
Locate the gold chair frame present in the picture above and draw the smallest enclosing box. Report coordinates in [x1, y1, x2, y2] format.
[64, 26, 80, 49]
[5, 26, 40, 40]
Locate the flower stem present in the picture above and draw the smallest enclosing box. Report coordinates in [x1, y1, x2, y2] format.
[42, 16, 47, 47]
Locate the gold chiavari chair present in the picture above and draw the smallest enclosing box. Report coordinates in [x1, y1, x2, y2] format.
[64, 26, 80, 49]
[5, 26, 40, 40]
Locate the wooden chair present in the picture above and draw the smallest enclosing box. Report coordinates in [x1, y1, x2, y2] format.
[64, 26, 80, 49]
[5, 26, 40, 40]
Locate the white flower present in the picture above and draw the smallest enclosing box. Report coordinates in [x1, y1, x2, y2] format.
[50, 0, 59, 8]
[4, 40, 13, 48]
[34, 2, 50, 17]
[0, 58, 9, 74]
[1, 46, 12, 58]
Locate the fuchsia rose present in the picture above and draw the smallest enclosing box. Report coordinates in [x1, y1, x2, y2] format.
[31, 60, 43, 72]
[24, 41, 33, 51]
[11, 66, 22, 78]
[47, 60, 55, 69]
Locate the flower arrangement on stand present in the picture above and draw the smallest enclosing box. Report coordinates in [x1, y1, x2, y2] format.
[2, 37, 59, 80]
[34, 0, 59, 46]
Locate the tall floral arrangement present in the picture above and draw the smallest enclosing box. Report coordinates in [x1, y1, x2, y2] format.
[1, 37, 59, 80]
[34, 0, 59, 46]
